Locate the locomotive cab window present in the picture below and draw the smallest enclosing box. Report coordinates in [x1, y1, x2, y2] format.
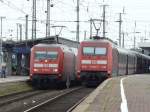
[35, 51, 46, 60]
[83, 47, 107, 55]
[47, 51, 58, 59]
[35, 51, 58, 60]
[83, 47, 94, 55]
[95, 48, 107, 55]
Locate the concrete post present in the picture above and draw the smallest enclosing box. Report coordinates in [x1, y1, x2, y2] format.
[24, 54, 30, 75]
[16, 53, 22, 75]
[5, 51, 12, 76]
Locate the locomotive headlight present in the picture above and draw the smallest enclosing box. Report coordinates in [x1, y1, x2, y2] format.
[34, 69, 38, 72]
[53, 68, 58, 72]
[77, 70, 80, 73]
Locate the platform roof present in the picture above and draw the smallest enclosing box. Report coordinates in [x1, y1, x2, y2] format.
[138, 42, 150, 51]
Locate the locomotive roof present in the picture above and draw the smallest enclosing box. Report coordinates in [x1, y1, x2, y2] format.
[82, 37, 117, 45]
[116, 46, 136, 56]
[34, 43, 68, 48]
[32, 43, 74, 53]
[81, 38, 142, 56]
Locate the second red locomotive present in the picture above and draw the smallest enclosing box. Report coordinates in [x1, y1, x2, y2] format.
[76, 37, 150, 85]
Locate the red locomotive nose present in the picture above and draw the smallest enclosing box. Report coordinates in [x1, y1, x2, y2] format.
[30, 44, 77, 88]
[76, 39, 111, 85]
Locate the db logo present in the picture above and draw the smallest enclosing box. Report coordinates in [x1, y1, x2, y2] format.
[92, 60, 97, 64]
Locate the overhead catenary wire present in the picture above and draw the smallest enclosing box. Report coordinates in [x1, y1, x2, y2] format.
[0, 0, 149, 44]
[0, 0, 27, 14]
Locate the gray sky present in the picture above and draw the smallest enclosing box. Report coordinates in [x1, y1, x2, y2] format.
[0, 0, 150, 48]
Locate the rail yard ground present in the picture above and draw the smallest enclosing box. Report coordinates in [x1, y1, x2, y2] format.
[1, 75, 150, 112]
[0, 76, 31, 97]
[0, 76, 94, 112]
[0, 86, 93, 112]
[0, 81, 32, 97]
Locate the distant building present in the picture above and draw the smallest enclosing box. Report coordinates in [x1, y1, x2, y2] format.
[138, 42, 150, 56]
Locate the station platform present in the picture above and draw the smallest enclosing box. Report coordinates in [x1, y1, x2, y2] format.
[0, 76, 29, 83]
[73, 74, 150, 112]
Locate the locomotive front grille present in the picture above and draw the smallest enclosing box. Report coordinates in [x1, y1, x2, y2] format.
[80, 71, 107, 81]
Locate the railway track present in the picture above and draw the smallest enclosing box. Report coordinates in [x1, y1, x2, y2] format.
[0, 90, 49, 107]
[0, 86, 89, 112]
[24, 87, 94, 112]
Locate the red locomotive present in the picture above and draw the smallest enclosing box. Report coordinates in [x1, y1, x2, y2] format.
[30, 44, 76, 88]
[76, 37, 150, 85]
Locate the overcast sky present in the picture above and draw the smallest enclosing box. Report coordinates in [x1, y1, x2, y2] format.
[0, 0, 150, 48]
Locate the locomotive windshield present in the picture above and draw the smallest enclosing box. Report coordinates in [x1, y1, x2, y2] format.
[47, 51, 58, 59]
[95, 48, 107, 55]
[83, 47, 94, 55]
[35, 51, 58, 60]
[83, 47, 107, 55]
[35, 51, 46, 60]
